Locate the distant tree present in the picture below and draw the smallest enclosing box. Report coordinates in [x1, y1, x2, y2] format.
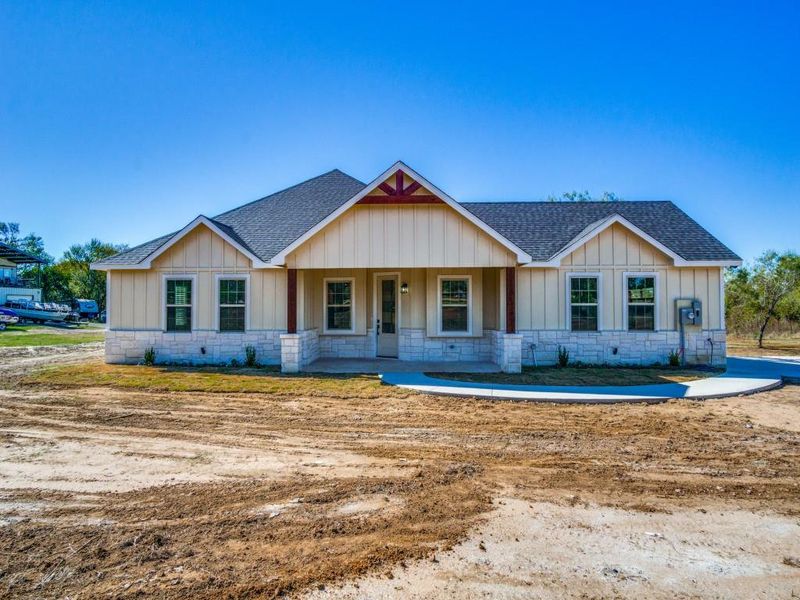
[731, 251, 800, 347]
[778, 288, 800, 334]
[59, 239, 126, 309]
[547, 191, 620, 202]
[0, 222, 21, 247]
[40, 262, 72, 302]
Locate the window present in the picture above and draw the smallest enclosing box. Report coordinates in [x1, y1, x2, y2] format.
[325, 279, 353, 332]
[219, 278, 246, 332]
[440, 277, 470, 333]
[627, 275, 656, 331]
[569, 276, 599, 331]
[165, 279, 192, 332]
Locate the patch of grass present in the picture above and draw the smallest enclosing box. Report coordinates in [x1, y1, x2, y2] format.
[727, 335, 800, 357]
[0, 323, 105, 347]
[24, 362, 410, 398]
[428, 365, 721, 386]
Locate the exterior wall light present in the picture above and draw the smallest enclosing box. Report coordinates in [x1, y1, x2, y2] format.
[400, 282, 409, 294]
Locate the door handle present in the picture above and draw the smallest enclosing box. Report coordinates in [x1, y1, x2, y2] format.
[376, 319, 380, 335]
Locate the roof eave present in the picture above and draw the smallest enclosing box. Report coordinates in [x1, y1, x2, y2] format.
[91, 215, 279, 270]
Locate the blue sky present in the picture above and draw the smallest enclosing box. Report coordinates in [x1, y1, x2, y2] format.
[1, 1, 798, 262]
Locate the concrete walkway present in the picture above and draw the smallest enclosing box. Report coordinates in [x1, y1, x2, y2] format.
[379, 356, 800, 404]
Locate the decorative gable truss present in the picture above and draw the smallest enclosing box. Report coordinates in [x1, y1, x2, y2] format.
[357, 169, 444, 205]
[271, 161, 533, 265]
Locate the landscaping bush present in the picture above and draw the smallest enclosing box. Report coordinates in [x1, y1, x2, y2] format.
[143, 347, 156, 366]
[245, 345, 257, 368]
[230, 358, 241, 368]
[668, 349, 681, 367]
[557, 345, 570, 368]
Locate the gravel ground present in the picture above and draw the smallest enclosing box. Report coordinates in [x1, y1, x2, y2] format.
[0, 346, 798, 599]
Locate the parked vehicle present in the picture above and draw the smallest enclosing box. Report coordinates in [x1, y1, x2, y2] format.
[72, 298, 100, 320]
[0, 307, 19, 330]
[4, 299, 71, 323]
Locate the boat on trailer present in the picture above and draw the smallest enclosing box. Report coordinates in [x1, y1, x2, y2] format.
[4, 299, 71, 323]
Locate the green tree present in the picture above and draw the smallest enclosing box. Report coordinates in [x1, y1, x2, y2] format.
[0, 222, 21, 246]
[739, 251, 800, 347]
[59, 239, 126, 309]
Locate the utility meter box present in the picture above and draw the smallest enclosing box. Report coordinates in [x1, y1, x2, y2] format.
[676, 299, 702, 327]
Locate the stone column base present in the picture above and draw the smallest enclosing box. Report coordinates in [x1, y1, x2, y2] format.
[491, 331, 523, 373]
[280, 329, 320, 373]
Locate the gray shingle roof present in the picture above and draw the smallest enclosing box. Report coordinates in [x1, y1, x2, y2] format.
[100, 170, 739, 266]
[463, 201, 740, 262]
[101, 232, 176, 265]
[212, 169, 365, 261]
[101, 169, 365, 265]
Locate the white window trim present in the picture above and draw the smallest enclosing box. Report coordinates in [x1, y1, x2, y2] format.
[565, 272, 603, 332]
[323, 277, 356, 334]
[161, 274, 198, 333]
[437, 275, 473, 336]
[623, 271, 660, 332]
[214, 273, 250, 333]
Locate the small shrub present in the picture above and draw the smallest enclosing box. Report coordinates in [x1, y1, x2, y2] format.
[557, 345, 570, 368]
[229, 358, 241, 368]
[668, 349, 681, 367]
[143, 347, 156, 366]
[244, 345, 257, 368]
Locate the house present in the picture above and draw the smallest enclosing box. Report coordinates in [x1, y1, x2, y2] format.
[0, 242, 45, 305]
[92, 162, 741, 373]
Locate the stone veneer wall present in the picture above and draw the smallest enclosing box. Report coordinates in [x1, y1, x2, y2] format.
[105, 330, 283, 365]
[280, 328, 320, 373]
[318, 329, 376, 359]
[519, 329, 727, 367]
[398, 328, 495, 362]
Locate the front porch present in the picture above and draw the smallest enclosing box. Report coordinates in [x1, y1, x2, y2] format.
[302, 358, 501, 374]
[279, 266, 522, 374]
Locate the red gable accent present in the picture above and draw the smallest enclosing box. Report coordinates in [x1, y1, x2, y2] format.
[358, 195, 443, 205]
[357, 169, 445, 205]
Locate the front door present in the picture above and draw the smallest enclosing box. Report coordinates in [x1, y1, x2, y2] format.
[376, 275, 398, 358]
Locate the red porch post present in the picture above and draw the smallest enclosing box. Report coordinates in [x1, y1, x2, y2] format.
[505, 267, 516, 334]
[287, 268, 297, 334]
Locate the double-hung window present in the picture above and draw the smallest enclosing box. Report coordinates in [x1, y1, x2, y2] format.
[569, 275, 599, 331]
[439, 277, 470, 334]
[219, 278, 246, 332]
[165, 279, 193, 332]
[325, 279, 354, 332]
[626, 275, 656, 331]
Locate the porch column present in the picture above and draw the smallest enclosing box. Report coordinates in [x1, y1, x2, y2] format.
[287, 268, 297, 334]
[505, 266, 516, 334]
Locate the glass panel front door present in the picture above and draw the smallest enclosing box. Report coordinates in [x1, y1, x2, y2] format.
[377, 276, 398, 357]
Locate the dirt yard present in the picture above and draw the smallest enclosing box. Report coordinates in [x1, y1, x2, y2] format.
[1, 346, 799, 599]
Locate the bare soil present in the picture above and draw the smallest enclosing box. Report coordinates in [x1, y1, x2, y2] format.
[1, 349, 799, 599]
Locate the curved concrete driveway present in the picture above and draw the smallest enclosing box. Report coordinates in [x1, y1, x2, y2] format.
[380, 356, 800, 404]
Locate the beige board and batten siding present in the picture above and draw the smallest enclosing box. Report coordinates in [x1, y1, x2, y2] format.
[515, 223, 723, 331]
[285, 204, 517, 269]
[108, 224, 287, 331]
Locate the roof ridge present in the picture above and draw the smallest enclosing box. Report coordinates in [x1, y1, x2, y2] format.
[461, 200, 674, 205]
[213, 169, 364, 219]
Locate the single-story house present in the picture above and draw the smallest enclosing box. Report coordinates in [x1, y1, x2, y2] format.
[92, 161, 741, 372]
